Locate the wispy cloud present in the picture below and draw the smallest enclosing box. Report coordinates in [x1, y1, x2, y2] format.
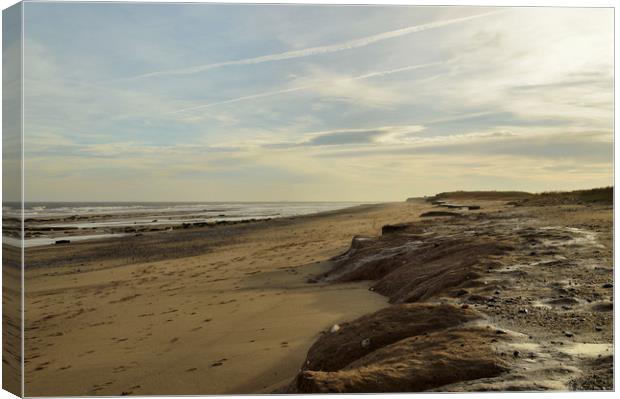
[171, 61, 443, 113]
[129, 11, 498, 80]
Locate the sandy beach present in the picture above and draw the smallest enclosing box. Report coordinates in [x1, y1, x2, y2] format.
[17, 193, 614, 395]
[21, 202, 431, 395]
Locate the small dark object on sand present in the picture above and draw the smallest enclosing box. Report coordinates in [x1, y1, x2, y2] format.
[55, 239, 71, 245]
[602, 283, 613, 289]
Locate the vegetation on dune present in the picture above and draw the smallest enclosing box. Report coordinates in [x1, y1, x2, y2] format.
[425, 187, 612, 205]
[524, 187, 613, 205]
[432, 191, 534, 200]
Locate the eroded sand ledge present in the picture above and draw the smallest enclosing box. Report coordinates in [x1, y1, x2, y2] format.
[20, 197, 613, 395]
[287, 197, 613, 392]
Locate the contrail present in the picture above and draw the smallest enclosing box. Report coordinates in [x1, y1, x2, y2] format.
[171, 61, 443, 113]
[133, 11, 498, 80]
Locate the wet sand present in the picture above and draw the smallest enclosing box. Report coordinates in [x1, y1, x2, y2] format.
[22, 202, 433, 396]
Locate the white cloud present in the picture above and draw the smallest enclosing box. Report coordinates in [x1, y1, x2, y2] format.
[128, 11, 499, 80]
[415, 8, 613, 131]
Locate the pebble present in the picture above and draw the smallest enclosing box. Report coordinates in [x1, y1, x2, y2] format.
[330, 324, 341, 333]
[361, 338, 371, 348]
[602, 283, 613, 289]
[563, 331, 574, 337]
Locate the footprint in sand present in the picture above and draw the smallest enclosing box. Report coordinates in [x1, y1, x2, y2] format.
[34, 362, 50, 371]
[210, 358, 228, 367]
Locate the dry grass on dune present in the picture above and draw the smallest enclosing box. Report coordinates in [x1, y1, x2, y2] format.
[426, 187, 613, 205]
[432, 190, 533, 201]
[521, 186, 613, 206]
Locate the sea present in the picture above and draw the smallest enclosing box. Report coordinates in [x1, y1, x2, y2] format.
[2, 201, 369, 248]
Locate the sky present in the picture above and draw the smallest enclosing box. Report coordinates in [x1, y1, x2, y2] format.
[15, 2, 614, 201]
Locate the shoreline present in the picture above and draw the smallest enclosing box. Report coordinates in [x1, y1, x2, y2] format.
[21, 203, 394, 269]
[6, 202, 382, 250]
